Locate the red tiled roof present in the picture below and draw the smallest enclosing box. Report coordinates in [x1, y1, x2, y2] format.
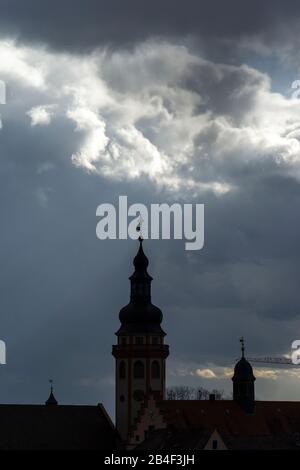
[156, 400, 300, 436]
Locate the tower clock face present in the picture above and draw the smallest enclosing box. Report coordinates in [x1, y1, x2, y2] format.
[133, 389, 144, 402]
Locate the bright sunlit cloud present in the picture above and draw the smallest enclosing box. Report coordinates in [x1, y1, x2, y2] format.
[2, 38, 300, 196]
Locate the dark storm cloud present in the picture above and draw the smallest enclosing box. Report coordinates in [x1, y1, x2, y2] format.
[1, 115, 300, 410]
[2, 2, 300, 413]
[0, 0, 298, 52]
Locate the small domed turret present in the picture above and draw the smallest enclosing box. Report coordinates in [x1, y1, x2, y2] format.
[232, 338, 255, 413]
[233, 356, 255, 381]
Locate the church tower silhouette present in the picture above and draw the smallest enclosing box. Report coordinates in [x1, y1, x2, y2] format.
[232, 338, 256, 414]
[112, 238, 169, 441]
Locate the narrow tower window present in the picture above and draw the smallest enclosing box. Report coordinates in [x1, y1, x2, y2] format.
[119, 361, 126, 379]
[151, 361, 160, 379]
[133, 360, 145, 379]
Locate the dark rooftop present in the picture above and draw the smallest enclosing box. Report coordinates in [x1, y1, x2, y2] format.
[0, 404, 119, 450]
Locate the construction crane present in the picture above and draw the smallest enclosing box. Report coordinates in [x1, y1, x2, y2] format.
[246, 356, 294, 366]
[236, 338, 300, 367]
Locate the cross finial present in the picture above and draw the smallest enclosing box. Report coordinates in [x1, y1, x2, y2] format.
[240, 337, 245, 358]
[136, 214, 144, 241]
[49, 379, 53, 393]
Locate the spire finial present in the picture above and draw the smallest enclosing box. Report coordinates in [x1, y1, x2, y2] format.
[136, 215, 144, 241]
[45, 379, 58, 406]
[240, 337, 245, 358]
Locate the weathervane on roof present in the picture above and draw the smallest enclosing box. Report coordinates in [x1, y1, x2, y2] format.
[136, 214, 144, 242]
[240, 337, 245, 358]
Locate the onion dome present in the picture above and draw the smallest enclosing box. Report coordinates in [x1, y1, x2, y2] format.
[233, 356, 256, 381]
[117, 238, 165, 335]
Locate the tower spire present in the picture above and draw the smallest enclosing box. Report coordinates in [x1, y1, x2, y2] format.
[45, 379, 58, 406]
[116, 238, 165, 334]
[129, 236, 152, 302]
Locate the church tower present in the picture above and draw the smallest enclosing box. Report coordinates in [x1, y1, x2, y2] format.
[112, 238, 169, 441]
[232, 338, 256, 414]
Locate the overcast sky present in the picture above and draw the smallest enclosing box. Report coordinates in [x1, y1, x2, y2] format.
[1, 1, 300, 419]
